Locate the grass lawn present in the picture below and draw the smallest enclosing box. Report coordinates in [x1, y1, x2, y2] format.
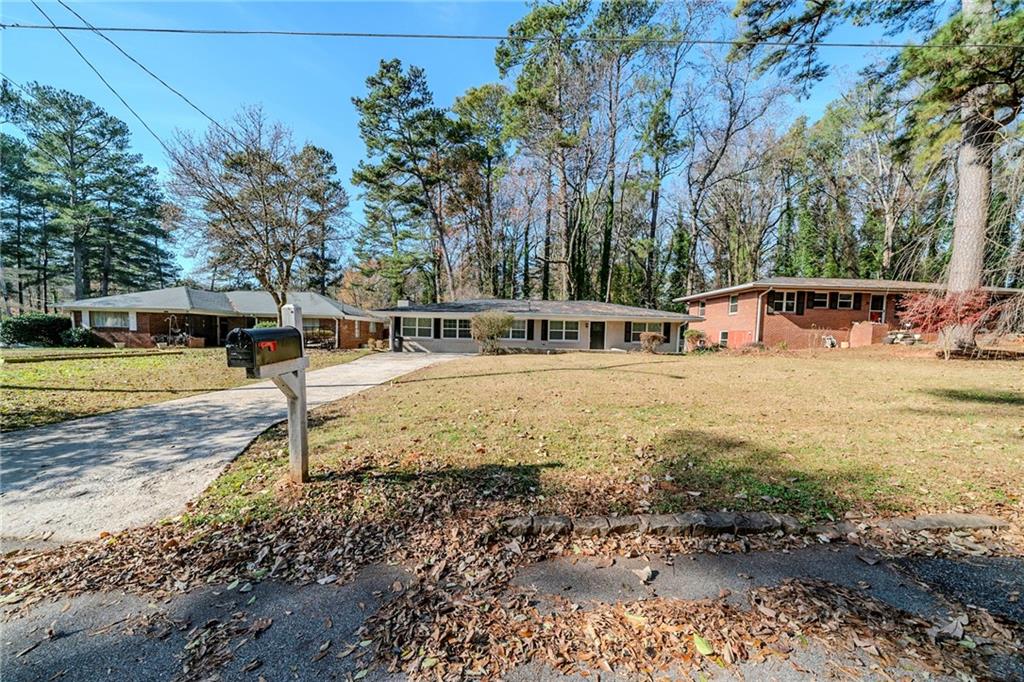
[194, 348, 1023, 525]
[0, 348, 372, 431]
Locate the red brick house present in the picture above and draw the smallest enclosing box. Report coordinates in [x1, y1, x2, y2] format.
[676, 277, 1021, 350]
[59, 287, 387, 349]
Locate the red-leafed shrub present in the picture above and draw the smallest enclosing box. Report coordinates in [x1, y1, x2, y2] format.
[899, 290, 1003, 357]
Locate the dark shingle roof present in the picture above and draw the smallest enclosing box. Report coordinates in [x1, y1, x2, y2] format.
[675, 277, 1023, 302]
[374, 298, 699, 321]
[59, 287, 380, 319]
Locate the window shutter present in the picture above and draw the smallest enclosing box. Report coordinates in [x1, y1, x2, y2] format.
[796, 292, 805, 316]
[433, 318, 441, 339]
[766, 291, 777, 314]
[853, 293, 863, 310]
[828, 292, 839, 309]
[662, 322, 671, 341]
[526, 319, 534, 341]
[392, 317, 400, 337]
[625, 321, 632, 342]
[541, 319, 548, 341]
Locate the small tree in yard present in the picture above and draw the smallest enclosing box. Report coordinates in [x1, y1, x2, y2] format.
[470, 311, 513, 354]
[639, 331, 665, 354]
[900, 290, 1003, 359]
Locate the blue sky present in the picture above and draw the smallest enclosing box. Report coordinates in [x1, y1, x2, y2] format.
[1, 0, 904, 274]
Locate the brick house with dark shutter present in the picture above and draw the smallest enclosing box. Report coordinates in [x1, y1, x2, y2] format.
[676, 277, 1022, 350]
[374, 299, 700, 353]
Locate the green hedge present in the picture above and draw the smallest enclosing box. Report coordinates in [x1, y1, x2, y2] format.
[59, 326, 100, 347]
[0, 313, 72, 346]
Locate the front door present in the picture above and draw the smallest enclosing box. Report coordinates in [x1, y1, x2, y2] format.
[589, 321, 605, 350]
[870, 294, 885, 323]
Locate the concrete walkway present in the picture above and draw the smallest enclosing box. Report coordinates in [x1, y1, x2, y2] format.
[1, 353, 463, 548]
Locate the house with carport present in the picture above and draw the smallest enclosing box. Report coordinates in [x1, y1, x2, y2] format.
[375, 299, 701, 353]
[59, 286, 386, 349]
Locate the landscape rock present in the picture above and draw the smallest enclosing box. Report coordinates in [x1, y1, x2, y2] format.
[572, 516, 610, 536]
[604, 515, 641, 535]
[877, 514, 1008, 533]
[502, 516, 534, 537]
[533, 515, 571, 536]
[642, 514, 685, 536]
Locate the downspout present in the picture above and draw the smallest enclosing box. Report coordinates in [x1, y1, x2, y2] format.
[754, 288, 773, 345]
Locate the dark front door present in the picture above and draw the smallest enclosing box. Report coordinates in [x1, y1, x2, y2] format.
[589, 321, 605, 350]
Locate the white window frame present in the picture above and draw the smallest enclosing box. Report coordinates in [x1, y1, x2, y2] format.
[355, 320, 361, 336]
[728, 295, 739, 315]
[548, 320, 579, 342]
[442, 318, 472, 339]
[504, 319, 528, 340]
[91, 311, 129, 329]
[630, 321, 662, 343]
[837, 292, 854, 309]
[369, 321, 378, 333]
[698, 301, 706, 317]
[869, 294, 886, 323]
[719, 330, 729, 347]
[812, 291, 829, 308]
[776, 291, 797, 313]
[402, 317, 433, 338]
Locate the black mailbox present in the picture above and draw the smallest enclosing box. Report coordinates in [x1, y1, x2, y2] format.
[226, 327, 304, 378]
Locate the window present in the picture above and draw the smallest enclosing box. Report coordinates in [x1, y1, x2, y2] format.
[837, 292, 854, 309]
[355, 320, 361, 336]
[698, 300, 706, 317]
[775, 291, 797, 313]
[813, 292, 829, 308]
[728, 295, 739, 314]
[401, 317, 432, 338]
[303, 320, 320, 332]
[91, 311, 129, 328]
[504, 319, 528, 340]
[548, 320, 579, 341]
[630, 321, 662, 342]
[442, 318, 472, 339]
[719, 331, 729, 348]
[370, 321, 378, 333]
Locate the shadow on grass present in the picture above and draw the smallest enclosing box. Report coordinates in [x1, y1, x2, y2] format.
[393, 357, 691, 385]
[924, 388, 1024, 406]
[312, 462, 562, 502]
[646, 430, 889, 519]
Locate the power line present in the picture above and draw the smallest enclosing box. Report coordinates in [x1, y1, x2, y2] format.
[28, 1, 171, 152]
[54, 0, 236, 142]
[2, 21, 1022, 50]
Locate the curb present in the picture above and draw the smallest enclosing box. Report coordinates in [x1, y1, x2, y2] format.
[502, 511, 802, 538]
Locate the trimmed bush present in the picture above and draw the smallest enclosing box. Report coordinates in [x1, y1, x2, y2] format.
[0, 313, 72, 346]
[639, 331, 665, 353]
[470, 311, 514, 354]
[59, 327, 99, 347]
[254, 320, 277, 328]
[683, 328, 706, 351]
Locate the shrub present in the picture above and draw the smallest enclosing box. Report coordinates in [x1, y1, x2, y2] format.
[639, 331, 665, 353]
[304, 328, 335, 348]
[683, 328, 706, 351]
[254, 320, 277, 328]
[900, 290, 1002, 358]
[470, 311, 514, 354]
[59, 327, 99, 347]
[0, 313, 71, 346]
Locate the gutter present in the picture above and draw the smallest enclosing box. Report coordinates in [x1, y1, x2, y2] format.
[754, 288, 773, 344]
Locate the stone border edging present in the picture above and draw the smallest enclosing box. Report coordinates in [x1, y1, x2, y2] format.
[502, 511, 801, 538]
[502, 512, 1009, 541]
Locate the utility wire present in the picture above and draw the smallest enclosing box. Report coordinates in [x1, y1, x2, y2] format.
[2, 22, 1022, 50]
[54, 0, 238, 143]
[29, 1, 171, 152]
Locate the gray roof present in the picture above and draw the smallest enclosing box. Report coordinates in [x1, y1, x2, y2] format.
[675, 277, 1023, 302]
[375, 298, 700, 321]
[59, 287, 380, 320]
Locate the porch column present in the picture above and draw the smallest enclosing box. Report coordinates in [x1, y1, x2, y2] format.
[335, 318, 340, 349]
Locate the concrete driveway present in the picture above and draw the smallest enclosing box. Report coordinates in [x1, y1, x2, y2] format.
[1, 352, 463, 549]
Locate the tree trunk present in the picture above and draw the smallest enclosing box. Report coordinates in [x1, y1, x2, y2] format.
[72, 237, 87, 300]
[599, 66, 620, 303]
[644, 159, 662, 308]
[542, 158, 553, 300]
[943, 0, 996, 349]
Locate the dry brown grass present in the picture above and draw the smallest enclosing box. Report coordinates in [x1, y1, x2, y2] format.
[196, 348, 1023, 523]
[0, 348, 371, 431]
